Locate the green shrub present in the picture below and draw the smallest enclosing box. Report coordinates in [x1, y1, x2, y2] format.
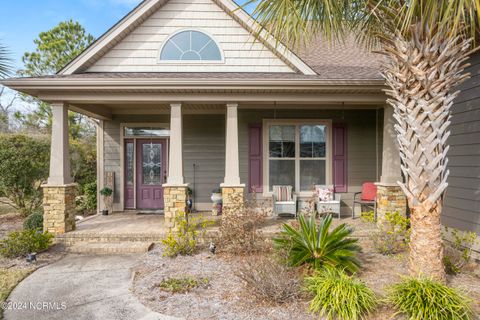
[442, 227, 478, 275]
[23, 210, 43, 231]
[304, 268, 377, 320]
[0, 134, 49, 216]
[157, 276, 209, 293]
[363, 211, 410, 255]
[273, 214, 361, 273]
[161, 212, 212, 257]
[0, 229, 53, 258]
[76, 182, 97, 214]
[387, 277, 474, 320]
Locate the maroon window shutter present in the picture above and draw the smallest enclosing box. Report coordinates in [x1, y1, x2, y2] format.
[333, 124, 347, 193]
[248, 123, 263, 193]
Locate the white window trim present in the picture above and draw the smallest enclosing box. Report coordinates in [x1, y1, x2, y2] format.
[158, 28, 225, 65]
[262, 119, 333, 198]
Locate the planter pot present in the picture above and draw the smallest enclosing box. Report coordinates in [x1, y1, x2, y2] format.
[101, 209, 109, 216]
[211, 193, 222, 203]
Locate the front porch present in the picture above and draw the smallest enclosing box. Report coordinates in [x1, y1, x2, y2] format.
[55, 211, 375, 254]
[25, 77, 406, 236]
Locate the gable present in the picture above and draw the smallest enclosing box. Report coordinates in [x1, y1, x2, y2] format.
[86, 0, 297, 73]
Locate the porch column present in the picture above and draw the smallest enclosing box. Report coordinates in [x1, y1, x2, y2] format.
[221, 103, 245, 214]
[163, 103, 188, 229]
[42, 102, 76, 235]
[376, 105, 407, 221]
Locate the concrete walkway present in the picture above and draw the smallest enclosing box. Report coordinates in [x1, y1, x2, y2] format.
[4, 254, 179, 320]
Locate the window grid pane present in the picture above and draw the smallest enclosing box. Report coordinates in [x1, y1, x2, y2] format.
[160, 30, 222, 61]
[267, 123, 329, 192]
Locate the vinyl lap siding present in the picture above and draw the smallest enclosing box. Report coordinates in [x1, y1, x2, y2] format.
[87, 0, 294, 73]
[103, 120, 122, 208]
[238, 109, 383, 215]
[443, 53, 480, 234]
[183, 115, 225, 206]
[102, 114, 225, 210]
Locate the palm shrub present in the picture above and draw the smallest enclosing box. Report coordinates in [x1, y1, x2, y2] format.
[273, 214, 361, 273]
[304, 268, 377, 320]
[388, 277, 474, 320]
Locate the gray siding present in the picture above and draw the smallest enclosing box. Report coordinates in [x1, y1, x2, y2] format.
[238, 109, 383, 215]
[103, 109, 382, 215]
[443, 53, 480, 234]
[183, 115, 225, 205]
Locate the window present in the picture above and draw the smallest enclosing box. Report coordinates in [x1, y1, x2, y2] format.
[160, 30, 222, 61]
[266, 121, 330, 192]
[124, 127, 170, 137]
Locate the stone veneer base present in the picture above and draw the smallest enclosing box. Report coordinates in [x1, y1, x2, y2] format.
[42, 184, 77, 235]
[163, 186, 188, 229]
[376, 183, 407, 222]
[221, 187, 245, 215]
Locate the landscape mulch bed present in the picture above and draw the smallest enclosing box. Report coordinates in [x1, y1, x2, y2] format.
[132, 245, 480, 320]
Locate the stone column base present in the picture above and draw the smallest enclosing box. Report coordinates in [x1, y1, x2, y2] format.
[163, 186, 188, 229]
[221, 186, 245, 216]
[375, 183, 407, 222]
[42, 184, 77, 235]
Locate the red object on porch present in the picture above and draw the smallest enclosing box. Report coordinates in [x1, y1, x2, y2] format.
[248, 123, 263, 193]
[361, 182, 377, 201]
[333, 124, 347, 193]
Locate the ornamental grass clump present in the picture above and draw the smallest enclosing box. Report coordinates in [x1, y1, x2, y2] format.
[387, 277, 474, 320]
[304, 268, 377, 320]
[273, 214, 361, 273]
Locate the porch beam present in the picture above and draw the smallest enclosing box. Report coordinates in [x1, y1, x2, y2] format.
[222, 103, 243, 187]
[47, 102, 73, 185]
[165, 103, 185, 186]
[37, 92, 386, 104]
[69, 104, 112, 120]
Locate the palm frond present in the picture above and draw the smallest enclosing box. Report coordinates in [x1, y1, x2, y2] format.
[0, 42, 13, 79]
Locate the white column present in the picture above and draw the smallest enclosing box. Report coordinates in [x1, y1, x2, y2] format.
[47, 102, 72, 185]
[166, 103, 185, 186]
[380, 104, 402, 184]
[222, 103, 244, 186]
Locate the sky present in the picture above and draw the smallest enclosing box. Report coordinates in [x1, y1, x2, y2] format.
[0, 0, 253, 70]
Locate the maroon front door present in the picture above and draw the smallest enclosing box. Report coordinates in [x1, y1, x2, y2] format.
[136, 139, 167, 209]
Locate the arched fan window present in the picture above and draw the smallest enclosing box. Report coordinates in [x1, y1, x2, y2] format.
[160, 30, 223, 61]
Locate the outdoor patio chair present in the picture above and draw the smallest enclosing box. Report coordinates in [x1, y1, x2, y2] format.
[352, 182, 377, 219]
[315, 185, 342, 219]
[272, 185, 297, 217]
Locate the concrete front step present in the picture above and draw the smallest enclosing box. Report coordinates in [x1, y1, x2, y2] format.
[67, 241, 155, 254]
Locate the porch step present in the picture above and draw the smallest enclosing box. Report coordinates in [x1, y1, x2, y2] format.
[67, 241, 155, 254]
[55, 233, 165, 246]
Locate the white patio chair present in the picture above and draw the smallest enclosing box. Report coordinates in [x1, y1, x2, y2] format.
[315, 184, 341, 219]
[272, 185, 297, 217]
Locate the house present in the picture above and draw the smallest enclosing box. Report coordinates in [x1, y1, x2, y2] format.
[1, 0, 478, 238]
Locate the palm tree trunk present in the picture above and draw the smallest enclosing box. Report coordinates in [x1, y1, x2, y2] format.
[381, 24, 472, 281]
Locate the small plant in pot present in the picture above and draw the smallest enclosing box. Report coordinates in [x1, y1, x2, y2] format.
[211, 187, 222, 216]
[99, 186, 113, 215]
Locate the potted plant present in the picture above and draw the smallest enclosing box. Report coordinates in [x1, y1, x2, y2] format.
[211, 187, 222, 216]
[187, 187, 193, 212]
[99, 186, 113, 215]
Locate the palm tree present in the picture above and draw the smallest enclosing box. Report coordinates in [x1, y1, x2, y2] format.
[249, 0, 480, 281]
[0, 41, 13, 79]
